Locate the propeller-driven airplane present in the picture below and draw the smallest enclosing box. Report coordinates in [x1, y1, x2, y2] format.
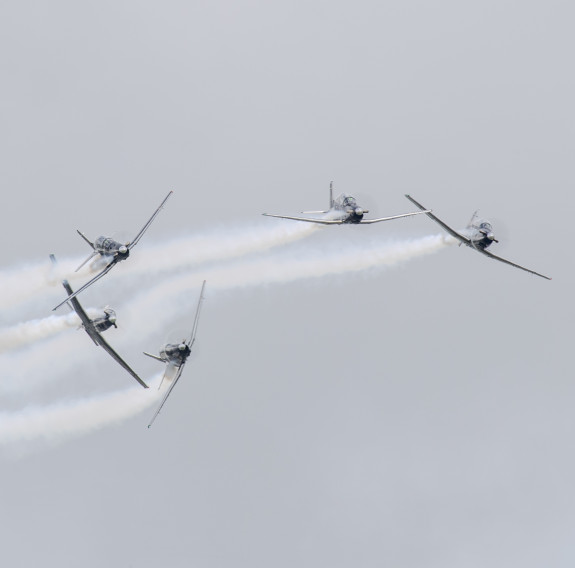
[52, 190, 173, 311]
[263, 182, 429, 225]
[144, 280, 206, 427]
[57, 275, 148, 388]
[405, 195, 551, 280]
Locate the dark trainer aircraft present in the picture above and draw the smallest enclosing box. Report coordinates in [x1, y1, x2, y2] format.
[405, 195, 551, 280]
[59, 277, 148, 388]
[144, 280, 206, 427]
[53, 190, 173, 311]
[263, 182, 429, 225]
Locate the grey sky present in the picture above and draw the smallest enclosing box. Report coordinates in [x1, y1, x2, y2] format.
[0, 1, 573, 566]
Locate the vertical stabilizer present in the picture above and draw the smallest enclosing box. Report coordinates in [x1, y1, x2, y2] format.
[466, 210, 479, 228]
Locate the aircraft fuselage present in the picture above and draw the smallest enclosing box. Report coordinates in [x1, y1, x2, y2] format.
[341, 209, 365, 223]
[91, 309, 117, 333]
[160, 343, 191, 367]
[94, 236, 130, 262]
[463, 221, 497, 250]
[470, 235, 492, 250]
[334, 194, 367, 224]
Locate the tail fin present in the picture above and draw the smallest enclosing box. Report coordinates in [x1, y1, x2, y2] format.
[143, 351, 166, 363]
[74, 230, 98, 271]
[77, 229, 95, 249]
[48, 254, 58, 285]
[466, 210, 479, 228]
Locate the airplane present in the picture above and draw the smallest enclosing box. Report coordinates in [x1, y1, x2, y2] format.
[52, 190, 173, 311]
[263, 182, 430, 225]
[144, 280, 206, 427]
[57, 274, 148, 388]
[405, 195, 551, 280]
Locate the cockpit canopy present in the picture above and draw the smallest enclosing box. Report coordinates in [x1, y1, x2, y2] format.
[95, 236, 123, 253]
[163, 342, 191, 365]
[335, 194, 358, 208]
[104, 308, 117, 321]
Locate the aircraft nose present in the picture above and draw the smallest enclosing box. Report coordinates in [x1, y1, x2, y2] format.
[487, 232, 496, 241]
[354, 207, 364, 216]
[119, 245, 128, 254]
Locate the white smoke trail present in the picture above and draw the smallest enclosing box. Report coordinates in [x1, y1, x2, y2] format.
[84, 233, 454, 363]
[126, 220, 321, 276]
[0, 221, 320, 313]
[202, 233, 454, 291]
[131, 234, 455, 311]
[0, 234, 453, 390]
[0, 233, 453, 397]
[0, 375, 162, 446]
[0, 309, 104, 353]
[0, 234, 453, 450]
[0, 256, 99, 315]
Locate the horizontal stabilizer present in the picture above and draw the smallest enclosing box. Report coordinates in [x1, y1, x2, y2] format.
[143, 351, 166, 363]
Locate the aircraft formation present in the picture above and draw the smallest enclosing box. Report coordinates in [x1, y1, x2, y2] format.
[49, 183, 551, 428]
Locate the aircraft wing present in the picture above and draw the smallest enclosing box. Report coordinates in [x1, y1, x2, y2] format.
[359, 210, 431, 224]
[148, 363, 186, 427]
[187, 281, 207, 348]
[143, 351, 166, 363]
[404, 195, 472, 245]
[52, 261, 116, 311]
[262, 213, 344, 225]
[60, 278, 148, 386]
[128, 190, 173, 250]
[95, 332, 149, 388]
[61, 280, 100, 345]
[477, 248, 551, 280]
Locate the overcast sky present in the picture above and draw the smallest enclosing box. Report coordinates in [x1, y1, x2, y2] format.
[0, 1, 573, 567]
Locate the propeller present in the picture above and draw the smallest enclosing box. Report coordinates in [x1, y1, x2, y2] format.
[163, 327, 189, 348]
[479, 228, 499, 243]
[111, 230, 131, 244]
[489, 216, 510, 249]
[351, 190, 378, 216]
[103, 307, 118, 328]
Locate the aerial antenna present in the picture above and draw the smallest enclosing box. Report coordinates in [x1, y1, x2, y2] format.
[329, 181, 334, 208]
